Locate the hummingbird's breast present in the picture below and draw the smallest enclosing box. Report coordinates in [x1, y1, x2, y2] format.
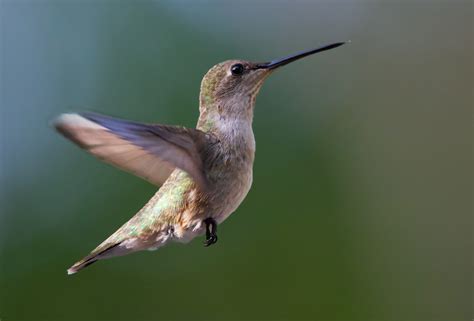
[203, 118, 256, 224]
[160, 115, 256, 244]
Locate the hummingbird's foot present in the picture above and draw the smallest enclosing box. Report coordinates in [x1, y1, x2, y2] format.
[203, 217, 218, 247]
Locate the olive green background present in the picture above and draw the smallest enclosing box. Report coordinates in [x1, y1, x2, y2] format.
[0, 1, 471, 321]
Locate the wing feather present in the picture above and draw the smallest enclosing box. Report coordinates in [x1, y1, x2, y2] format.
[54, 112, 209, 188]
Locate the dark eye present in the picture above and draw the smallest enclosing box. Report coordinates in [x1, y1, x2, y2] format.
[231, 63, 244, 75]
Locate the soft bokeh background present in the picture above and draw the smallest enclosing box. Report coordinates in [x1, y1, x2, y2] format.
[0, 1, 471, 321]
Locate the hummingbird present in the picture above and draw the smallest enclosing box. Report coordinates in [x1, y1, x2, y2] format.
[54, 42, 346, 274]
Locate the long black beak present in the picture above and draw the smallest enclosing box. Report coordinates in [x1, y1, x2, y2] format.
[256, 42, 347, 70]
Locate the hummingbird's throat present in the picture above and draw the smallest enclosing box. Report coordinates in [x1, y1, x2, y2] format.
[197, 94, 257, 135]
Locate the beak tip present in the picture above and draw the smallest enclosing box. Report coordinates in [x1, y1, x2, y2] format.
[259, 41, 348, 70]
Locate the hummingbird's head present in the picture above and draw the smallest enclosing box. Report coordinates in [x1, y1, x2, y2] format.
[199, 59, 270, 113]
[198, 42, 347, 131]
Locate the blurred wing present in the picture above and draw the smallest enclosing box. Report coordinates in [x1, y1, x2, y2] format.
[54, 112, 209, 188]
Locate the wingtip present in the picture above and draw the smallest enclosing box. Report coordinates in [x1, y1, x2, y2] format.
[53, 113, 81, 125]
[52, 113, 81, 134]
[52, 113, 79, 126]
[52, 113, 104, 132]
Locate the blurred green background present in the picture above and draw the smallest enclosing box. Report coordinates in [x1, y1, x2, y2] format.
[0, 1, 471, 321]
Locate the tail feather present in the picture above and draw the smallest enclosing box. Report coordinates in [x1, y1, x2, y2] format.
[67, 233, 170, 274]
[67, 243, 121, 275]
[67, 258, 98, 275]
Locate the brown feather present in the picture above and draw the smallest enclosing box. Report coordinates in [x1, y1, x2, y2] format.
[54, 113, 210, 189]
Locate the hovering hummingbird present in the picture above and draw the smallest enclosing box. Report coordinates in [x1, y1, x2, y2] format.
[54, 42, 346, 274]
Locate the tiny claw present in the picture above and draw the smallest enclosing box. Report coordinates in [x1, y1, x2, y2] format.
[204, 234, 218, 247]
[203, 217, 218, 247]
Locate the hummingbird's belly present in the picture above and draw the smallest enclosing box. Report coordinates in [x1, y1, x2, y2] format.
[159, 164, 253, 244]
[212, 167, 253, 224]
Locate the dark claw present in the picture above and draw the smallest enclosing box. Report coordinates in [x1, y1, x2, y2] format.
[204, 234, 218, 247]
[203, 217, 218, 247]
